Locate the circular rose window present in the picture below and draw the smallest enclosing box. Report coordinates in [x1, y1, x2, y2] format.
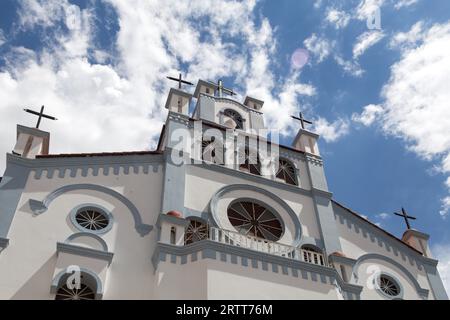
[227, 201, 283, 241]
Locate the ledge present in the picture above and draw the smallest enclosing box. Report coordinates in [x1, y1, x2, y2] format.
[311, 188, 333, 199]
[57, 242, 114, 264]
[194, 162, 313, 197]
[329, 254, 357, 266]
[7, 152, 164, 169]
[152, 240, 363, 297]
[156, 214, 190, 228]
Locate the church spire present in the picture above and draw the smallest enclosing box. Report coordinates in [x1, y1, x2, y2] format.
[12, 106, 55, 159]
[291, 110, 320, 156]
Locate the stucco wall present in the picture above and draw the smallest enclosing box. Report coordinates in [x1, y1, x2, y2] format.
[0, 161, 163, 299]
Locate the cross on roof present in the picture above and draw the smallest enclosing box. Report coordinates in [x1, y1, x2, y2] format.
[23, 105, 57, 129]
[291, 112, 313, 130]
[394, 207, 417, 230]
[216, 79, 235, 98]
[167, 73, 194, 89]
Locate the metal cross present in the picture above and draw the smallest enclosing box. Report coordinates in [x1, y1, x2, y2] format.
[216, 79, 235, 98]
[167, 73, 194, 89]
[291, 112, 313, 130]
[394, 207, 417, 230]
[23, 105, 58, 129]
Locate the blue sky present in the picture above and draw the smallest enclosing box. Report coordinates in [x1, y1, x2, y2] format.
[0, 0, 449, 288]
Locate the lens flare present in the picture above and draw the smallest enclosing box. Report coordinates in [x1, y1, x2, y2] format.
[291, 48, 309, 69]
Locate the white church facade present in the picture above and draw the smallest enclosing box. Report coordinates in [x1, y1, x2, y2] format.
[0, 79, 447, 300]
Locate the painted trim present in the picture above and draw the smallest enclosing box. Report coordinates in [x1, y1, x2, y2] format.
[423, 264, 449, 300]
[333, 203, 438, 269]
[198, 92, 264, 115]
[0, 157, 31, 238]
[210, 184, 303, 247]
[352, 253, 429, 298]
[51, 267, 104, 299]
[152, 240, 363, 297]
[64, 232, 109, 252]
[57, 242, 114, 264]
[69, 204, 114, 235]
[7, 151, 164, 168]
[195, 162, 313, 197]
[28, 184, 153, 237]
[0, 237, 9, 250]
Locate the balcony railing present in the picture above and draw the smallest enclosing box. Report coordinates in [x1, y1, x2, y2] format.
[206, 226, 326, 267]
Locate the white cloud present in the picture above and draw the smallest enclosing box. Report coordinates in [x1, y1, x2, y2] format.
[394, 0, 419, 10]
[353, 30, 385, 59]
[352, 104, 384, 126]
[380, 21, 450, 218]
[304, 33, 334, 63]
[376, 213, 390, 220]
[356, 0, 386, 21]
[313, 0, 323, 9]
[390, 21, 425, 49]
[432, 243, 450, 295]
[334, 55, 365, 77]
[0, 29, 6, 46]
[440, 197, 450, 219]
[325, 9, 351, 29]
[313, 117, 350, 143]
[0, 0, 322, 174]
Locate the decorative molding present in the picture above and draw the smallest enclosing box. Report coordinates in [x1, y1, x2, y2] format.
[168, 111, 190, 126]
[352, 253, 429, 299]
[6, 153, 163, 180]
[28, 184, 153, 237]
[305, 154, 323, 166]
[152, 240, 363, 298]
[194, 163, 313, 198]
[200, 93, 264, 115]
[51, 267, 104, 299]
[57, 242, 114, 264]
[333, 205, 436, 270]
[210, 184, 303, 247]
[64, 232, 109, 252]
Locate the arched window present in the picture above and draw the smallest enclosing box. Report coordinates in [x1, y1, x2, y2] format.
[54, 271, 99, 300]
[227, 201, 283, 241]
[223, 109, 244, 130]
[276, 159, 297, 185]
[239, 147, 261, 176]
[202, 138, 224, 164]
[301, 245, 325, 266]
[184, 219, 209, 245]
[170, 226, 177, 245]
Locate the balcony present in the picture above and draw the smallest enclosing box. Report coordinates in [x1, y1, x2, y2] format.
[201, 226, 327, 267]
